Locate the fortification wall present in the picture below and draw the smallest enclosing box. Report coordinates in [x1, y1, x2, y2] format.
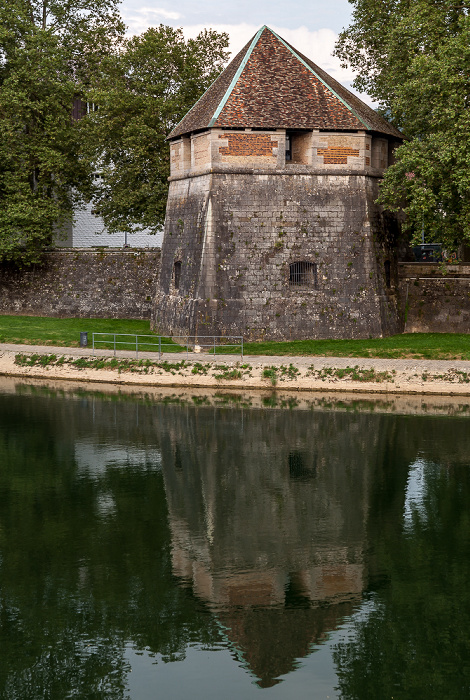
[399, 263, 470, 333]
[1, 252, 469, 334]
[0, 249, 160, 319]
[153, 170, 402, 340]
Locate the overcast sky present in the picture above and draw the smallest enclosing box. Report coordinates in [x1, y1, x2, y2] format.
[118, 0, 370, 101]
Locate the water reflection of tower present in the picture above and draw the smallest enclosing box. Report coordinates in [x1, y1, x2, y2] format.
[158, 405, 391, 687]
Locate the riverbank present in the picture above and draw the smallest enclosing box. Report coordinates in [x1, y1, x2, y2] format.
[2, 343, 470, 396]
[3, 375, 470, 419]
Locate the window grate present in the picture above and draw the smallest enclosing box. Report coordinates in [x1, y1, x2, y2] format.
[289, 261, 317, 288]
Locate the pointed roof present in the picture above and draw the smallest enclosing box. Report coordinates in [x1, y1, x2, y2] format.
[168, 26, 402, 140]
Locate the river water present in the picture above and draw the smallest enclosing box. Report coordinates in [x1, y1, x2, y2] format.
[1, 380, 470, 699]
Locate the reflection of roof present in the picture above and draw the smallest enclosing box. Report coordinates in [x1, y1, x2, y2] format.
[219, 601, 355, 688]
[169, 26, 402, 140]
[187, 564, 362, 687]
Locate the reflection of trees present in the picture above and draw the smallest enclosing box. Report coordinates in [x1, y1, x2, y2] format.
[3, 387, 467, 696]
[334, 417, 470, 700]
[0, 392, 220, 699]
[157, 405, 411, 687]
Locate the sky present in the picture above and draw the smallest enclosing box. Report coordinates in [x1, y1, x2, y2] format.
[118, 0, 369, 101]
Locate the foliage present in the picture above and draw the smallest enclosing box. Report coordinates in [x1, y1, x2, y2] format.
[0, 0, 125, 263]
[307, 365, 395, 382]
[336, 1, 470, 247]
[83, 25, 230, 235]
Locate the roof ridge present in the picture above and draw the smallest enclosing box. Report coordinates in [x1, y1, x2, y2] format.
[168, 35, 256, 138]
[266, 27, 370, 130]
[278, 34, 401, 137]
[168, 25, 402, 140]
[208, 26, 266, 128]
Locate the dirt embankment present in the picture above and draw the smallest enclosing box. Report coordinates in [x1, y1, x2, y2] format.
[2, 344, 470, 397]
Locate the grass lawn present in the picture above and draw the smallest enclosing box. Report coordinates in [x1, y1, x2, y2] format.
[0, 315, 183, 352]
[235, 333, 470, 360]
[0, 316, 469, 359]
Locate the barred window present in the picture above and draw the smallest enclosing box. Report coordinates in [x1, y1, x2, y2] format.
[173, 261, 182, 290]
[289, 261, 317, 288]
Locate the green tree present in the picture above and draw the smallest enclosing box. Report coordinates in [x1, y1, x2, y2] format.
[0, 0, 125, 264]
[336, 1, 470, 248]
[84, 25, 229, 236]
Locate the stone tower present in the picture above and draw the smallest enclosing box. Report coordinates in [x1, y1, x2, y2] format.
[153, 26, 403, 341]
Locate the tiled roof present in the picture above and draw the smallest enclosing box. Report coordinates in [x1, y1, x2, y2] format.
[168, 26, 402, 140]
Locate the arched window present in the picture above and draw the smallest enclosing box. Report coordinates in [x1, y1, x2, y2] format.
[384, 260, 391, 288]
[289, 261, 317, 288]
[173, 261, 182, 290]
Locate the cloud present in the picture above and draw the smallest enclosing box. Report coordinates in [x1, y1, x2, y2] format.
[123, 6, 181, 35]
[184, 23, 376, 104]
[120, 14, 373, 103]
[180, 23, 357, 85]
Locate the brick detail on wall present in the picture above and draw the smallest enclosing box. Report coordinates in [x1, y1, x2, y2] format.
[317, 146, 360, 165]
[219, 133, 278, 156]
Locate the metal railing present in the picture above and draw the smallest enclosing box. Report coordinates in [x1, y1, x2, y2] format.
[90, 333, 244, 359]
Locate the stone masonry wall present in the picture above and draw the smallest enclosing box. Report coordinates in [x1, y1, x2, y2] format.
[399, 263, 470, 332]
[169, 129, 392, 179]
[0, 250, 160, 319]
[153, 170, 401, 340]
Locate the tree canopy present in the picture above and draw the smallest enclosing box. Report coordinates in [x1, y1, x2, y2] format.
[336, 1, 470, 249]
[0, 2, 229, 262]
[83, 25, 229, 236]
[0, 0, 125, 263]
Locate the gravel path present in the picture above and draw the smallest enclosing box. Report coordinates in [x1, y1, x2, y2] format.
[2, 342, 470, 396]
[1, 342, 470, 373]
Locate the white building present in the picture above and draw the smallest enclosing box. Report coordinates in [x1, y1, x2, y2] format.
[56, 200, 162, 248]
[56, 101, 162, 249]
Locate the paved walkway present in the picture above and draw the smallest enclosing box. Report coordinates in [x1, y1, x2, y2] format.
[1, 342, 470, 373]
